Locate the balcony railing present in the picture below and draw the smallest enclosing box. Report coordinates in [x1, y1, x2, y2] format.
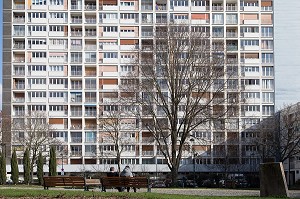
[71, 71, 82, 76]
[85, 111, 97, 117]
[14, 31, 25, 36]
[226, 5, 237, 11]
[71, 18, 82, 23]
[84, 4, 97, 10]
[85, 98, 97, 103]
[85, 138, 96, 143]
[14, 43, 25, 49]
[85, 18, 96, 24]
[14, 57, 25, 63]
[85, 58, 96, 63]
[70, 124, 82, 130]
[70, 151, 82, 156]
[85, 125, 97, 129]
[14, 4, 25, 9]
[71, 137, 82, 143]
[13, 18, 25, 23]
[70, 31, 83, 37]
[71, 111, 82, 116]
[212, 5, 224, 11]
[85, 45, 97, 50]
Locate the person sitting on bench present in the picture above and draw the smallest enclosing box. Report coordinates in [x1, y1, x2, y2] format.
[120, 166, 136, 192]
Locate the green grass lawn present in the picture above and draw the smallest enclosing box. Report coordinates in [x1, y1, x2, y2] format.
[0, 188, 282, 199]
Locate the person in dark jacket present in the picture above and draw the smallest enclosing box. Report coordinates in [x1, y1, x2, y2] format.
[120, 166, 136, 192]
[106, 167, 122, 192]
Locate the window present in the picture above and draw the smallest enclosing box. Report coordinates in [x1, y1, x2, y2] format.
[120, 1, 134, 6]
[71, 52, 82, 62]
[241, 105, 260, 112]
[50, 39, 67, 45]
[120, 13, 137, 19]
[49, 65, 63, 71]
[192, 0, 207, 6]
[49, 92, 66, 98]
[262, 79, 274, 89]
[29, 25, 46, 31]
[261, 40, 273, 50]
[241, 66, 259, 73]
[28, 65, 46, 71]
[261, 27, 273, 37]
[49, 0, 63, 5]
[29, 39, 46, 45]
[32, 52, 46, 58]
[262, 53, 273, 63]
[241, 92, 260, 99]
[49, 12, 66, 18]
[241, 40, 259, 47]
[28, 78, 46, 84]
[262, 66, 274, 76]
[29, 91, 46, 98]
[29, 12, 46, 18]
[49, 78, 66, 85]
[104, 52, 118, 58]
[262, 105, 274, 115]
[212, 14, 224, 24]
[262, 92, 274, 103]
[104, 105, 118, 111]
[103, 26, 118, 32]
[171, 0, 188, 7]
[241, 79, 260, 86]
[121, 65, 134, 72]
[100, 13, 118, 19]
[49, 25, 64, 32]
[28, 105, 46, 111]
[32, 0, 47, 5]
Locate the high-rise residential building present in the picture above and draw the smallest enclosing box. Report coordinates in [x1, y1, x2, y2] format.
[3, 0, 274, 175]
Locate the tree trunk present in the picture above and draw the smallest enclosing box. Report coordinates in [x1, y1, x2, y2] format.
[170, 167, 179, 187]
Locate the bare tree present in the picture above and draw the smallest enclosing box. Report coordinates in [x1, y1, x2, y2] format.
[121, 23, 235, 184]
[12, 111, 59, 183]
[255, 103, 300, 163]
[98, 107, 137, 175]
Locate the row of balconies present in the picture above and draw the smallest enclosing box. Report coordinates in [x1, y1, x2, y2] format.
[13, 3, 272, 12]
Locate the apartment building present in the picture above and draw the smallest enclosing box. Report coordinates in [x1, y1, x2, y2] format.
[3, 0, 274, 174]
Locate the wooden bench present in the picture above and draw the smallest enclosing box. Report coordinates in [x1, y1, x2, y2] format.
[43, 176, 87, 190]
[85, 179, 101, 191]
[100, 177, 151, 192]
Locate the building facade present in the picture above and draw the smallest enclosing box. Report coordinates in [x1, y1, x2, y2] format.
[3, 0, 274, 174]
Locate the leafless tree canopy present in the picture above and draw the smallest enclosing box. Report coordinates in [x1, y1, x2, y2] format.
[255, 104, 300, 162]
[120, 24, 235, 183]
[12, 111, 59, 182]
[99, 109, 136, 175]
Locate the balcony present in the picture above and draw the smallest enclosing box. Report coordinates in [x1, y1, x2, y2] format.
[85, 98, 97, 103]
[84, 4, 97, 11]
[71, 45, 82, 50]
[13, 98, 25, 103]
[13, 18, 25, 23]
[226, 5, 237, 11]
[13, 43, 25, 50]
[85, 18, 96, 24]
[70, 151, 82, 157]
[85, 45, 97, 50]
[13, 31, 25, 37]
[13, 57, 25, 63]
[70, 124, 82, 130]
[212, 5, 224, 11]
[85, 137, 96, 143]
[13, 4, 25, 10]
[71, 111, 82, 117]
[71, 5, 82, 10]
[85, 58, 96, 63]
[71, 31, 83, 37]
[226, 32, 238, 38]
[84, 124, 97, 129]
[142, 151, 154, 156]
[71, 18, 82, 24]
